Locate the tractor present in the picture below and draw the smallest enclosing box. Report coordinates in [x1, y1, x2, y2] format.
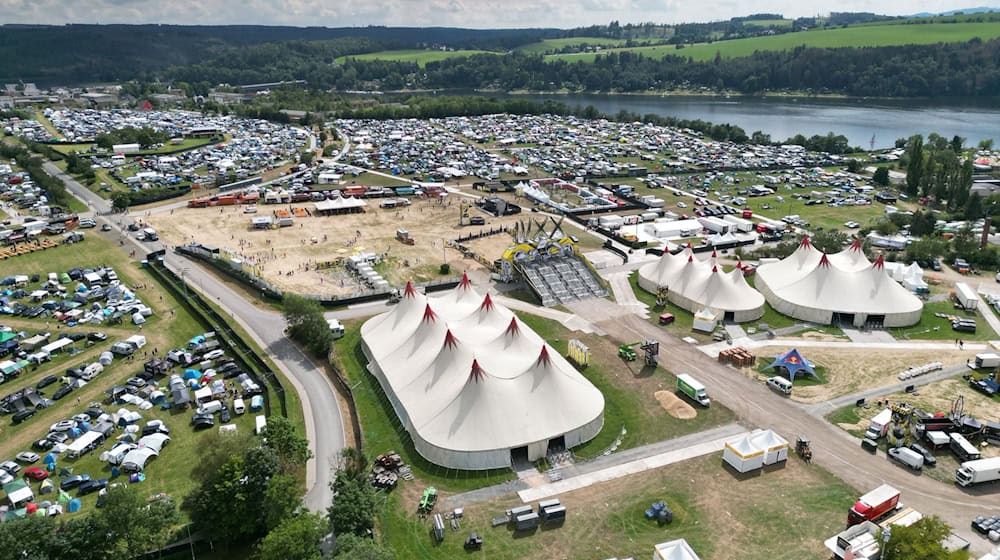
[619, 340, 660, 366]
[618, 343, 639, 361]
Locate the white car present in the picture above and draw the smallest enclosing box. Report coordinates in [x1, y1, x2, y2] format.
[0, 470, 12, 485]
[676, 202, 687, 208]
[15, 451, 40, 464]
[50, 420, 76, 432]
[844, 221, 860, 229]
[203, 349, 225, 360]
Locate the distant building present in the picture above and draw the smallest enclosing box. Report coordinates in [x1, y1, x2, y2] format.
[238, 80, 307, 93]
[150, 93, 187, 105]
[79, 92, 117, 108]
[207, 91, 251, 105]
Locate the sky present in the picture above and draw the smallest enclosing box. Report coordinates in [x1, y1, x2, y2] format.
[0, 0, 998, 28]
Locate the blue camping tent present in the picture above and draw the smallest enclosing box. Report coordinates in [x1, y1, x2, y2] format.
[183, 369, 200, 380]
[67, 499, 82, 513]
[763, 348, 818, 382]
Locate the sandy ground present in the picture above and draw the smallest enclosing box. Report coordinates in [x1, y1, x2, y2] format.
[837, 378, 1000, 430]
[654, 390, 697, 419]
[147, 196, 525, 297]
[744, 347, 972, 404]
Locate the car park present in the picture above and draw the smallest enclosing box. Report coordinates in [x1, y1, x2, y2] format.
[12, 409, 36, 424]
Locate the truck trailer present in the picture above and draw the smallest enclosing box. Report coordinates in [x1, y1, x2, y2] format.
[675, 373, 710, 406]
[865, 408, 892, 440]
[954, 282, 980, 310]
[847, 484, 901, 526]
[974, 353, 1000, 369]
[955, 456, 1000, 487]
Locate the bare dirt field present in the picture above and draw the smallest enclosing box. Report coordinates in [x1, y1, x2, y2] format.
[744, 346, 972, 404]
[654, 390, 697, 419]
[147, 196, 525, 297]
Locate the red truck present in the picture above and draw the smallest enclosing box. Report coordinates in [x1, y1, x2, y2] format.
[847, 484, 900, 527]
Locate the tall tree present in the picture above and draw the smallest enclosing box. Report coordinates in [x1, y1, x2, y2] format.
[881, 516, 969, 560]
[257, 513, 328, 560]
[873, 167, 890, 186]
[328, 473, 378, 537]
[905, 135, 924, 196]
[333, 533, 394, 560]
[264, 474, 305, 531]
[262, 415, 313, 472]
[283, 293, 334, 356]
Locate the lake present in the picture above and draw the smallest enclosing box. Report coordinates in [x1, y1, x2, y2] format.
[500, 93, 1000, 149]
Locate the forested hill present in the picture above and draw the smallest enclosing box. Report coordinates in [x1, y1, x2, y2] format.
[0, 24, 556, 84]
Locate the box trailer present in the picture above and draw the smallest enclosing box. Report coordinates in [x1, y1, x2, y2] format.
[954, 282, 979, 310]
[676, 373, 710, 406]
[847, 484, 901, 526]
[955, 456, 1000, 487]
[515, 512, 540, 531]
[949, 433, 981, 462]
[722, 215, 754, 233]
[974, 353, 1000, 368]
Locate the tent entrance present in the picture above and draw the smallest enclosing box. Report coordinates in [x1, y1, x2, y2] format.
[547, 435, 566, 454]
[831, 312, 855, 327]
[865, 315, 885, 329]
[510, 446, 531, 471]
[723, 311, 735, 323]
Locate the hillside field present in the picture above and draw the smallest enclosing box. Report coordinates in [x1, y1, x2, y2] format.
[547, 21, 1000, 63]
[337, 49, 497, 66]
[516, 37, 654, 55]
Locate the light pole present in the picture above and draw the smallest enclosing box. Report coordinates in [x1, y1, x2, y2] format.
[880, 525, 892, 560]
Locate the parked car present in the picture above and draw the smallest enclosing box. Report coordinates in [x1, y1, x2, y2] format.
[15, 451, 40, 464]
[32, 438, 55, 451]
[0, 471, 12, 485]
[908, 443, 937, 467]
[77, 478, 108, 496]
[220, 406, 231, 424]
[50, 420, 76, 432]
[87, 332, 107, 342]
[23, 466, 48, 481]
[36, 375, 58, 389]
[60, 474, 91, 490]
[0, 460, 20, 475]
[12, 409, 36, 424]
[52, 384, 73, 400]
[126, 377, 147, 388]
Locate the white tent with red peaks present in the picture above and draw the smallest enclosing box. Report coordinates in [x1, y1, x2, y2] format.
[755, 238, 922, 327]
[360, 273, 605, 470]
[637, 246, 765, 322]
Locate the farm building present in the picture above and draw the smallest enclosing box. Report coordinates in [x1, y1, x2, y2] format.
[755, 238, 922, 328]
[637, 246, 765, 322]
[359, 275, 605, 470]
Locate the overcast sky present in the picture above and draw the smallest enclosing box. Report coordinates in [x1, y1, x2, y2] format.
[1, 0, 998, 28]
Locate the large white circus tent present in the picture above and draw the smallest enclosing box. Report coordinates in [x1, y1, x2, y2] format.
[360, 274, 605, 470]
[755, 238, 922, 327]
[637, 246, 765, 322]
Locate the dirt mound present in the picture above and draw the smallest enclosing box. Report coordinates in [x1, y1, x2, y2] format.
[654, 390, 697, 419]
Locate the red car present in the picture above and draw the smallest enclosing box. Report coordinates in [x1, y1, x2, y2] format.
[23, 467, 48, 481]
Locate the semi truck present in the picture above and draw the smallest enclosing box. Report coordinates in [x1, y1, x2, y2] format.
[955, 457, 1000, 487]
[676, 373, 710, 407]
[847, 484, 901, 527]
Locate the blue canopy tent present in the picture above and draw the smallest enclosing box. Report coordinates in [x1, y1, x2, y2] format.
[763, 348, 818, 382]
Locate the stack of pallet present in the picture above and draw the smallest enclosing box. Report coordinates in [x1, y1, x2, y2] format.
[0, 239, 58, 259]
[718, 347, 756, 367]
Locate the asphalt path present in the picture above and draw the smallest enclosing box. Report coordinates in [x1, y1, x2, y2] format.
[46, 161, 345, 512]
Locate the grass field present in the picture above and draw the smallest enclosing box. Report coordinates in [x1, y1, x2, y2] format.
[516, 37, 639, 55]
[337, 49, 497, 67]
[50, 137, 214, 157]
[892, 300, 996, 341]
[741, 19, 793, 27]
[378, 451, 856, 560]
[547, 21, 1000, 63]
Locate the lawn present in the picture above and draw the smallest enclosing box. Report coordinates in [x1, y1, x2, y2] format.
[50, 138, 215, 157]
[516, 37, 634, 55]
[337, 49, 498, 67]
[742, 19, 793, 27]
[379, 451, 856, 560]
[892, 299, 996, 341]
[342, 171, 413, 188]
[0, 236, 282, 517]
[548, 21, 1000, 63]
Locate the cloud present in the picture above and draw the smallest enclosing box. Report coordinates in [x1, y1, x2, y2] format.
[0, 0, 997, 28]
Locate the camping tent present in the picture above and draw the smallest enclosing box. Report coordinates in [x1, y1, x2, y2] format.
[654, 539, 702, 560]
[67, 499, 81, 513]
[2, 479, 34, 507]
[39, 479, 55, 495]
[763, 348, 817, 383]
[722, 434, 764, 473]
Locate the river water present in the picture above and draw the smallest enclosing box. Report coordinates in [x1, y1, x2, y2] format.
[501, 93, 1000, 149]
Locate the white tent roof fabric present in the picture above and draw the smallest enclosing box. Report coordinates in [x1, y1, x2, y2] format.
[637, 247, 765, 322]
[654, 539, 702, 560]
[755, 238, 923, 327]
[314, 197, 367, 212]
[360, 276, 605, 470]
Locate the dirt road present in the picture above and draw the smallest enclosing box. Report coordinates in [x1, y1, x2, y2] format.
[568, 299, 1000, 553]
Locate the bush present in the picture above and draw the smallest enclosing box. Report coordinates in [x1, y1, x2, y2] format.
[439, 263, 451, 274]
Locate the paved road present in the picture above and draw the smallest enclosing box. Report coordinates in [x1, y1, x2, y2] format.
[566, 300, 999, 554]
[47, 161, 345, 512]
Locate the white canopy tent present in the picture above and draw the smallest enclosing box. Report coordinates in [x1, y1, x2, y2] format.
[637, 247, 765, 322]
[654, 539, 701, 560]
[723, 434, 764, 473]
[755, 239, 922, 327]
[360, 274, 605, 470]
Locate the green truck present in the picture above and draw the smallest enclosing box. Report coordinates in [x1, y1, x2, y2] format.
[676, 373, 710, 407]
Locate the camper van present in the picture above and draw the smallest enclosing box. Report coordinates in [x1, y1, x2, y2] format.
[766, 376, 793, 395]
[141, 228, 158, 242]
[327, 319, 345, 340]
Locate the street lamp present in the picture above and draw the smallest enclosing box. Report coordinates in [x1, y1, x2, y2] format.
[880, 525, 892, 560]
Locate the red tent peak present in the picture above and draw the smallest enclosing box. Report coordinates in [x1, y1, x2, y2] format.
[818, 253, 831, 268]
[711, 250, 718, 258]
[873, 254, 885, 269]
[687, 255, 694, 263]
[800, 237, 811, 248]
[850, 238, 863, 251]
[442, 329, 458, 350]
[686, 242, 693, 249]
[422, 304, 437, 323]
[469, 359, 486, 383]
[479, 293, 495, 312]
[711, 265, 718, 273]
[736, 259, 743, 269]
[458, 272, 472, 289]
[536, 345, 551, 368]
[404, 281, 417, 298]
[504, 316, 521, 337]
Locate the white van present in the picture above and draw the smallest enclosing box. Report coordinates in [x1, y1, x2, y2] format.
[766, 376, 793, 395]
[888, 447, 924, 471]
[233, 398, 246, 415]
[327, 319, 345, 340]
[255, 415, 267, 436]
[197, 400, 224, 415]
[141, 228, 158, 241]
